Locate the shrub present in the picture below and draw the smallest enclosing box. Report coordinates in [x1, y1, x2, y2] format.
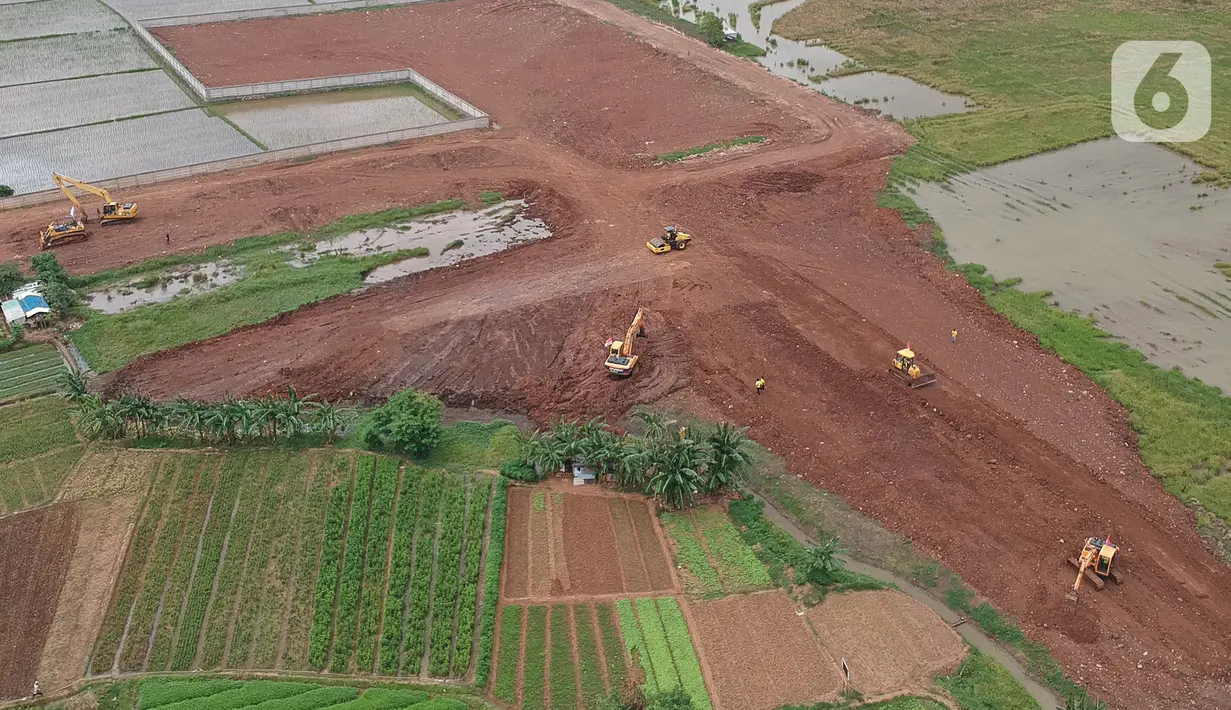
[500, 457, 540, 481]
[0, 185, 13, 197]
[695, 11, 725, 46]
[0, 261, 24, 297]
[362, 387, 443, 457]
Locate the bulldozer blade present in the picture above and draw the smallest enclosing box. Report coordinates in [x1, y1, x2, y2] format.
[1067, 557, 1105, 590]
[909, 373, 938, 389]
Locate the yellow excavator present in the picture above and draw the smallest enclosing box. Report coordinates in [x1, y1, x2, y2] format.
[53, 173, 138, 224]
[647, 225, 692, 254]
[891, 343, 937, 388]
[605, 307, 646, 376]
[1065, 536, 1123, 607]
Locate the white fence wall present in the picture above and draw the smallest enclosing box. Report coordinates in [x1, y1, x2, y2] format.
[140, 0, 436, 26]
[0, 116, 488, 210]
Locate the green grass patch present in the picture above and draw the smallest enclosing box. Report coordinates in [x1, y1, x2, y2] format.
[656, 598, 712, 710]
[937, 650, 1041, 710]
[656, 135, 766, 163]
[523, 606, 548, 710]
[422, 420, 523, 470]
[0, 396, 76, 464]
[661, 512, 723, 597]
[494, 605, 524, 702]
[478, 191, 504, 205]
[694, 507, 772, 592]
[475, 476, 509, 688]
[549, 605, 577, 710]
[133, 678, 471, 710]
[442, 239, 464, 253]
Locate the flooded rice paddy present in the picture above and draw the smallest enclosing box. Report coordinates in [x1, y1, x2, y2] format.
[660, 0, 975, 118]
[913, 138, 1231, 393]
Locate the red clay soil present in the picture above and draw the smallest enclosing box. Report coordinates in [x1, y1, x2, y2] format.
[561, 492, 624, 596]
[608, 500, 652, 593]
[503, 488, 531, 600]
[0, 0, 1221, 705]
[0, 505, 79, 701]
[690, 590, 842, 710]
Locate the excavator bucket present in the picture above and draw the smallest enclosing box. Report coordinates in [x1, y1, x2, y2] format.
[1064, 590, 1079, 609]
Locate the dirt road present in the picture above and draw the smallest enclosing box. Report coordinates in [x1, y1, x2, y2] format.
[3, 0, 1229, 706]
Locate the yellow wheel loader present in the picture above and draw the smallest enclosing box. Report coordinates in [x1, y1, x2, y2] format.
[891, 344, 937, 388]
[1065, 536, 1123, 607]
[647, 225, 691, 254]
[605, 307, 646, 376]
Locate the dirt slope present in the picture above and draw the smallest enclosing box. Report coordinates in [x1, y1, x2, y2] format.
[1, 0, 1228, 706]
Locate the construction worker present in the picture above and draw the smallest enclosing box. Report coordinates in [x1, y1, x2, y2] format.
[165, 232, 171, 244]
[755, 377, 766, 395]
[32, 680, 41, 698]
[951, 329, 958, 343]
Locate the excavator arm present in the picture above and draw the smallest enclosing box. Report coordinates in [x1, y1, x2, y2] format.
[50, 173, 137, 223]
[53, 173, 115, 205]
[621, 308, 645, 356]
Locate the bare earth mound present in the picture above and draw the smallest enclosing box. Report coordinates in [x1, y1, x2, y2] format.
[0, 505, 79, 701]
[503, 486, 676, 601]
[1, 0, 1228, 705]
[808, 589, 965, 697]
[690, 590, 841, 710]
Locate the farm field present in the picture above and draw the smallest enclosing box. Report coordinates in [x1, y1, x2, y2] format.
[130, 677, 469, 709]
[662, 507, 771, 598]
[0, 31, 156, 88]
[87, 449, 503, 680]
[0, 396, 83, 516]
[0, 70, 194, 139]
[0, 0, 123, 41]
[0, 346, 66, 403]
[502, 487, 676, 600]
[111, 0, 315, 21]
[0, 0, 1228, 705]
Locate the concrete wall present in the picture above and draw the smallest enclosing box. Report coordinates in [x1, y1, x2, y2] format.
[0, 117, 488, 211]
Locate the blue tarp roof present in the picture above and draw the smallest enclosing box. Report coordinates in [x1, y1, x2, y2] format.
[18, 294, 49, 313]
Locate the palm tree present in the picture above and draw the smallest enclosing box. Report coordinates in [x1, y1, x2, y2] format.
[523, 431, 564, 477]
[801, 536, 847, 585]
[702, 423, 753, 494]
[311, 401, 350, 444]
[57, 370, 88, 403]
[171, 396, 207, 442]
[633, 410, 671, 441]
[646, 434, 707, 508]
[617, 436, 653, 488]
[279, 386, 316, 440]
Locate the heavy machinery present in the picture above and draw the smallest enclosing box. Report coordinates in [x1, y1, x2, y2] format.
[891, 343, 937, 388]
[605, 307, 645, 376]
[1065, 536, 1123, 606]
[52, 173, 138, 224]
[647, 225, 692, 254]
[40, 218, 87, 250]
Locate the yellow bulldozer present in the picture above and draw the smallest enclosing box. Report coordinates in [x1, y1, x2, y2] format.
[646, 225, 692, 254]
[605, 307, 646, 376]
[891, 344, 937, 388]
[40, 219, 88, 250]
[1065, 536, 1124, 607]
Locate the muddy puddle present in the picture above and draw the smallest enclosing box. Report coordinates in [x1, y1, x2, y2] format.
[659, 0, 975, 118]
[286, 200, 550, 284]
[87, 261, 242, 313]
[912, 138, 1231, 393]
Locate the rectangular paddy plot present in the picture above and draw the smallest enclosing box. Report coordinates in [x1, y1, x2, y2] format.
[615, 597, 712, 709]
[216, 86, 452, 151]
[503, 487, 676, 601]
[0, 31, 156, 88]
[0, 109, 258, 194]
[662, 507, 771, 598]
[110, 0, 312, 21]
[492, 602, 637, 710]
[134, 678, 467, 710]
[1, 71, 194, 138]
[0, 0, 123, 41]
[691, 590, 842, 710]
[807, 589, 966, 697]
[0, 345, 66, 402]
[88, 450, 502, 680]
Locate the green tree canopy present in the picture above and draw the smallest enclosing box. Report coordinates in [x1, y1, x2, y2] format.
[362, 386, 443, 456]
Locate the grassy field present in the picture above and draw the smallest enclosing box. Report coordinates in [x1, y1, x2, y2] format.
[772, 0, 1231, 555]
[0, 396, 83, 516]
[87, 448, 503, 680]
[89, 677, 472, 710]
[69, 199, 469, 373]
[422, 420, 523, 471]
[614, 598, 712, 709]
[662, 508, 772, 597]
[0, 345, 66, 403]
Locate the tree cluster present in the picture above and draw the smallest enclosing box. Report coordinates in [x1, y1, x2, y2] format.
[358, 386, 443, 457]
[518, 412, 753, 509]
[67, 379, 352, 444]
[30, 253, 84, 320]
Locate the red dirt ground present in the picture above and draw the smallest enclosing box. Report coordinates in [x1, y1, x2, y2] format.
[690, 590, 842, 710]
[0, 0, 1224, 705]
[0, 505, 79, 701]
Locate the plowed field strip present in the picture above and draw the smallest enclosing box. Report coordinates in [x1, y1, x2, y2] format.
[627, 503, 674, 591]
[504, 487, 531, 599]
[608, 500, 648, 593]
[529, 493, 551, 597]
[547, 492, 570, 596]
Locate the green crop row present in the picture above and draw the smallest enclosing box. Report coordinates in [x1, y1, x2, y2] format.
[149, 457, 222, 671]
[355, 456, 401, 672]
[493, 605, 523, 703]
[155, 681, 315, 710]
[120, 455, 204, 672]
[0, 397, 76, 464]
[633, 598, 678, 691]
[523, 606, 548, 710]
[170, 454, 247, 670]
[89, 457, 173, 675]
[229, 452, 299, 668]
[251, 452, 311, 669]
[377, 465, 424, 675]
[401, 470, 444, 675]
[573, 605, 605, 705]
[200, 454, 269, 669]
[331, 455, 378, 673]
[450, 476, 491, 677]
[594, 603, 626, 691]
[309, 457, 355, 669]
[427, 475, 469, 676]
[327, 688, 432, 709]
[550, 605, 576, 710]
[138, 678, 242, 708]
[474, 477, 508, 688]
[615, 599, 656, 692]
[661, 513, 722, 597]
[656, 598, 712, 710]
[283, 451, 341, 670]
[694, 509, 771, 592]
